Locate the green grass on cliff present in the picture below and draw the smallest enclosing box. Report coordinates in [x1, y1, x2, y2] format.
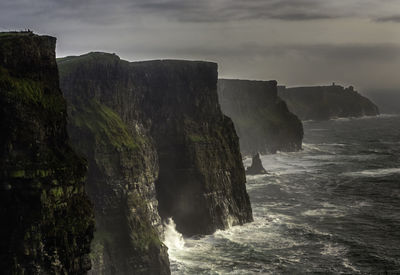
[0, 67, 65, 114]
[69, 98, 137, 150]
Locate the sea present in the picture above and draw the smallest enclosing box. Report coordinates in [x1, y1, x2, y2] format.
[164, 114, 400, 274]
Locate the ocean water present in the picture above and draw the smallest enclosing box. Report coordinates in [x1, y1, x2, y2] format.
[165, 115, 400, 274]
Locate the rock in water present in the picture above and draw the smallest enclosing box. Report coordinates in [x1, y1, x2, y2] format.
[278, 84, 380, 120]
[246, 153, 268, 175]
[218, 79, 303, 155]
[0, 32, 94, 274]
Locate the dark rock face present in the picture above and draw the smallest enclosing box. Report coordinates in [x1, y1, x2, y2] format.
[278, 84, 380, 120]
[246, 153, 267, 175]
[0, 32, 94, 274]
[218, 79, 303, 155]
[58, 53, 170, 275]
[58, 52, 252, 270]
[133, 61, 253, 236]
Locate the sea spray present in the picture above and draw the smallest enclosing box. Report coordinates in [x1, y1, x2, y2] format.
[164, 218, 185, 251]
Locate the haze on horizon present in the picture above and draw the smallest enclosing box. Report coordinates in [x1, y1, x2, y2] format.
[1, 0, 400, 92]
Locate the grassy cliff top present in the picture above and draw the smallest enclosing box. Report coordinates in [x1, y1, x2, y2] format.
[57, 52, 217, 72]
[219, 78, 277, 85]
[0, 31, 54, 40]
[0, 31, 35, 37]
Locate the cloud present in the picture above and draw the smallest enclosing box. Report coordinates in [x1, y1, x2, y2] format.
[126, 0, 341, 22]
[1, 0, 400, 91]
[0, 0, 379, 25]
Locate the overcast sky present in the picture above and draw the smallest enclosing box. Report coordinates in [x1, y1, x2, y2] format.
[1, 0, 400, 91]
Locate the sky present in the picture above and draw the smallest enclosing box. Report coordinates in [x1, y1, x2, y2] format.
[1, 0, 400, 92]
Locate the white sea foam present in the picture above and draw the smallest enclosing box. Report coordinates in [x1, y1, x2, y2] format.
[342, 258, 361, 273]
[342, 167, 400, 178]
[321, 243, 347, 257]
[302, 208, 346, 218]
[302, 143, 327, 153]
[164, 218, 185, 251]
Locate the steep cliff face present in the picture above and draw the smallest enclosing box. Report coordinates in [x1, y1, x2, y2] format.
[218, 79, 303, 155]
[278, 84, 380, 120]
[59, 53, 252, 244]
[0, 32, 94, 274]
[131, 61, 253, 236]
[58, 53, 170, 275]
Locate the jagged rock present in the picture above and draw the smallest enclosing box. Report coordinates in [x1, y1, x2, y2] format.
[246, 153, 268, 175]
[218, 79, 304, 155]
[278, 84, 380, 120]
[0, 32, 94, 274]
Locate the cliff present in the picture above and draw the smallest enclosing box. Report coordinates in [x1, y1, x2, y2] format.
[278, 84, 380, 120]
[131, 61, 253, 236]
[58, 53, 170, 275]
[58, 53, 252, 272]
[0, 32, 94, 274]
[218, 79, 303, 155]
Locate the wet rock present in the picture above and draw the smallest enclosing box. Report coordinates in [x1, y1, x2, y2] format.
[246, 153, 268, 175]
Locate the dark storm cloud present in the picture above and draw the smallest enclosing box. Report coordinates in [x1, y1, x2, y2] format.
[127, 0, 340, 22]
[1, 0, 399, 91]
[0, 0, 361, 26]
[375, 15, 400, 23]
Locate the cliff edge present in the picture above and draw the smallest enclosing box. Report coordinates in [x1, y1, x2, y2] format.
[0, 32, 94, 274]
[278, 84, 380, 120]
[58, 53, 170, 275]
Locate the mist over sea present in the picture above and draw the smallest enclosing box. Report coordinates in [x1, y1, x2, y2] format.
[166, 115, 400, 274]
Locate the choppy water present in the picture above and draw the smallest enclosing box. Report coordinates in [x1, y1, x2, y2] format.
[166, 115, 400, 274]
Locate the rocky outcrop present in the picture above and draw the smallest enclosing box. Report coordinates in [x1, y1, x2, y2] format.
[246, 154, 267, 175]
[218, 79, 303, 155]
[278, 84, 380, 120]
[0, 32, 94, 274]
[58, 53, 252, 271]
[58, 53, 170, 275]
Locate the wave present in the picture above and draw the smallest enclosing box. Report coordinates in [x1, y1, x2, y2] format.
[164, 218, 185, 252]
[302, 143, 325, 152]
[342, 167, 400, 178]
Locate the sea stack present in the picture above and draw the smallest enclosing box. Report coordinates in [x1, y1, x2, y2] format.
[246, 153, 268, 175]
[0, 32, 94, 274]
